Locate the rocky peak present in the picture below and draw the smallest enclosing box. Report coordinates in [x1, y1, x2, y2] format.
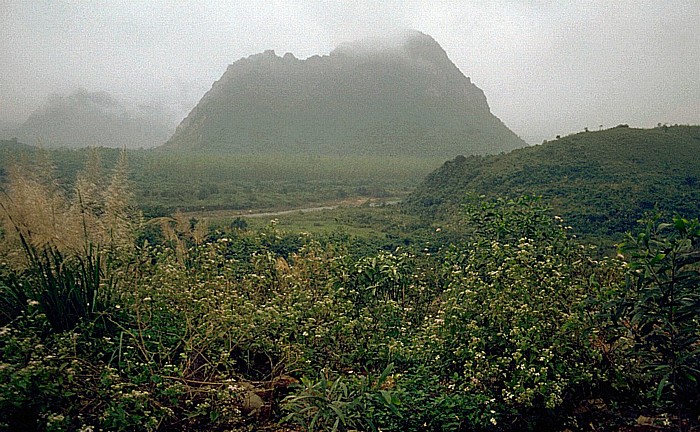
[164, 31, 525, 157]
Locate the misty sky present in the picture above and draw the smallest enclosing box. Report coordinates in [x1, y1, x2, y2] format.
[2, 0, 698, 143]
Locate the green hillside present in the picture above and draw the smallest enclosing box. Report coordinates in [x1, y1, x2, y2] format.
[405, 125, 700, 237]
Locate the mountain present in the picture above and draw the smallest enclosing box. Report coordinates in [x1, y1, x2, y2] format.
[404, 125, 700, 237]
[162, 30, 526, 157]
[0, 120, 21, 138]
[14, 90, 173, 149]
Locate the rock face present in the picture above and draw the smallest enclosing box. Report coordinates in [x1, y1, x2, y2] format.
[16, 90, 173, 149]
[162, 30, 526, 157]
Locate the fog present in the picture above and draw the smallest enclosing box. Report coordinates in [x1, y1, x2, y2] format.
[2, 0, 698, 143]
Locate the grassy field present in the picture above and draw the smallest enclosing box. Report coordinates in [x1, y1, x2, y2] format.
[196, 197, 398, 231]
[0, 142, 444, 216]
[131, 152, 443, 215]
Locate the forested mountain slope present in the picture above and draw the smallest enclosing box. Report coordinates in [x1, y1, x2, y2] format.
[161, 30, 525, 157]
[405, 125, 700, 237]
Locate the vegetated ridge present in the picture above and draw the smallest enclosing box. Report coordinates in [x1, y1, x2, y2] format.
[11, 89, 173, 149]
[162, 30, 526, 157]
[405, 125, 700, 237]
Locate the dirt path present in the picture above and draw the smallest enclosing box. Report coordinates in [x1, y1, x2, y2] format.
[236, 205, 341, 218]
[182, 197, 402, 220]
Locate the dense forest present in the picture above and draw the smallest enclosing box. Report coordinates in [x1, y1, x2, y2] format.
[0, 126, 699, 431]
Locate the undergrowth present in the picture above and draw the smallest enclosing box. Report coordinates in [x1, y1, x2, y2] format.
[0, 155, 698, 431]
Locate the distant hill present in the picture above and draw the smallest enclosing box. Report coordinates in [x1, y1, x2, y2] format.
[162, 30, 526, 157]
[0, 138, 35, 161]
[0, 120, 21, 138]
[13, 90, 173, 149]
[404, 125, 700, 237]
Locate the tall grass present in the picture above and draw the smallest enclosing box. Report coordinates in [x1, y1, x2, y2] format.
[0, 148, 134, 330]
[2, 239, 113, 331]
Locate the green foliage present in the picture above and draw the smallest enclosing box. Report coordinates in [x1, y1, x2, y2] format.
[607, 216, 700, 417]
[405, 125, 700, 240]
[0, 149, 132, 331]
[229, 216, 248, 231]
[1, 167, 697, 431]
[392, 196, 607, 430]
[281, 363, 400, 432]
[1, 242, 114, 332]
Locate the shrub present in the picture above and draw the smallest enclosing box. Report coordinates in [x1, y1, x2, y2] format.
[608, 216, 700, 420]
[281, 363, 400, 432]
[402, 196, 608, 430]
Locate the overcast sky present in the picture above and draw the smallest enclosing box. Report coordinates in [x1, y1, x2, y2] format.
[2, 0, 698, 143]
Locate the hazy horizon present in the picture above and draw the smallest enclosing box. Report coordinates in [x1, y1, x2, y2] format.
[2, 1, 698, 144]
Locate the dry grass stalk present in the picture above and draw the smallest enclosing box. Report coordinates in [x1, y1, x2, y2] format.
[0, 148, 138, 266]
[153, 211, 210, 263]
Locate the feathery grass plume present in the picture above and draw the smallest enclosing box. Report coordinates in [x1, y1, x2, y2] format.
[155, 211, 205, 262]
[192, 218, 208, 245]
[72, 147, 107, 248]
[1, 147, 139, 258]
[0, 149, 135, 328]
[74, 147, 104, 217]
[102, 148, 138, 248]
[0, 163, 83, 257]
[33, 142, 54, 183]
[0, 186, 111, 330]
[161, 217, 184, 263]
